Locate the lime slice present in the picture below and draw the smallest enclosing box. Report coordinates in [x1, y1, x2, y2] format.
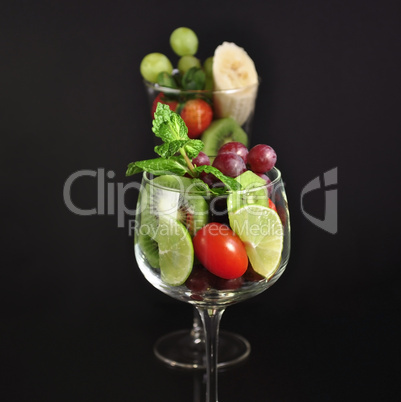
[229, 205, 283, 279]
[227, 170, 269, 212]
[155, 216, 194, 286]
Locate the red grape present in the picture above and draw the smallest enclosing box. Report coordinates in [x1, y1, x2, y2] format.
[218, 142, 249, 163]
[255, 172, 273, 196]
[213, 276, 244, 290]
[242, 263, 265, 282]
[192, 151, 210, 167]
[247, 144, 277, 173]
[201, 172, 217, 186]
[255, 172, 271, 184]
[185, 265, 213, 293]
[212, 152, 247, 178]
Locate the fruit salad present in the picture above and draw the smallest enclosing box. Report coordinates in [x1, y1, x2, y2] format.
[127, 104, 288, 302]
[140, 27, 259, 155]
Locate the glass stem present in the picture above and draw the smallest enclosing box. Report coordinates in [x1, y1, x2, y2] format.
[196, 306, 225, 402]
[190, 307, 204, 344]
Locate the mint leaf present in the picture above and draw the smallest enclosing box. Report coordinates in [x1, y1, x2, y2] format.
[152, 103, 188, 142]
[126, 157, 188, 177]
[185, 178, 211, 195]
[156, 72, 178, 89]
[169, 155, 188, 169]
[155, 140, 188, 158]
[184, 139, 204, 159]
[126, 104, 202, 178]
[193, 165, 242, 191]
[182, 67, 206, 90]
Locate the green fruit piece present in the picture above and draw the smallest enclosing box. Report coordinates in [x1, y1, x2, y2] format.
[227, 170, 269, 212]
[203, 56, 214, 77]
[170, 27, 199, 56]
[137, 228, 160, 268]
[178, 55, 201, 75]
[201, 117, 248, 156]
[136, 186, 160, 268]
[151, 175, 209, 236]
[157, 72, 178, 89]
[155, 216, 194, 286]
[140, 53, 173, 83]
[205, 76, 214, 90]
[181, 66, 206, 90]
[228, 204, 283, 279]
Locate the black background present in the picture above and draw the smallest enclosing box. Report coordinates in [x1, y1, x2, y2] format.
[2, 1, 401, 401]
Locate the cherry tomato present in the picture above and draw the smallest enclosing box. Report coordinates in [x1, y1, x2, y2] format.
[193, 222, 248, 279]
[151, 92, 178, 118]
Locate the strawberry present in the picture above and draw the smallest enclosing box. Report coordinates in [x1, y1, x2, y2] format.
[179, 98, 213, 139]
[151, 92, 178, 118]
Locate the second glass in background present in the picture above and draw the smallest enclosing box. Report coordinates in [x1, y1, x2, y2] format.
[143, 79, 260, 154]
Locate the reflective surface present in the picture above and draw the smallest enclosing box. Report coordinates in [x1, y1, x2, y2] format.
[153, 329, 251, 370]
[6, 295, 399, 401]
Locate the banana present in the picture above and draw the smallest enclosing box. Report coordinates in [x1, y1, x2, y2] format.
[212, 42, 259, 126]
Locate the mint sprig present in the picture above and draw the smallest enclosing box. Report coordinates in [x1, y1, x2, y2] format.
[126, 156, 187, 177]
[125, 103, 242, 191]
[151, 102, 204, 160]
[193, 165, 241, 191]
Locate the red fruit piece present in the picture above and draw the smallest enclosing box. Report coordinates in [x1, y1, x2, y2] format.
[201, 172, 218, 187]
[268, 198, 277, 212]
[212, 152, 247, 178]
[218, 141, 249, 163]
[243, 263, 265, 282]
[247, 144, 277, 173]
[193, 222, 248, 279]
[192, 151, 210, 167]
[180, 99, 213, 139]
[185, 265, 213, 293]
[151, 92, 178, 118]
[213, 276, 244, 290]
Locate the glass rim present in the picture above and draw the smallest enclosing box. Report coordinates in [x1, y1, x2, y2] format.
[142, 167, 281, 195]
[143, 76, 261, 96]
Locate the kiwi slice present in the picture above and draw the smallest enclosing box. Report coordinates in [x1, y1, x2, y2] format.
[201, 117, 249, 156]
[151, 175, 209, 236]
[137, 225, 160, 269]
[137, 175, 209, 269]
[136, 188, 160, 268]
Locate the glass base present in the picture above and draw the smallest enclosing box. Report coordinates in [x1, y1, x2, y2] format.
[153, 329, 251, 370]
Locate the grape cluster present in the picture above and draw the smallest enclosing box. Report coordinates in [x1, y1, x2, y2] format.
[192, 142, 277, 185]
[140, 27, 213, 91]
[186, 261, 264, 295]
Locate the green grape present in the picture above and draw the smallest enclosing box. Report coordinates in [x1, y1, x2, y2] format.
[140, 53, 173, 83]
[170, 27, 199, 56]
[204, 76, 214, 90]
[203, 56, 214, 77]
[177, 55, 201, 75]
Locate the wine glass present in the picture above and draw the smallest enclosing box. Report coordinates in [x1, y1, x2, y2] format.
[134, 168, 290, 401]
[143, 78, 260, 369]
[143, 78, 259, 153]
